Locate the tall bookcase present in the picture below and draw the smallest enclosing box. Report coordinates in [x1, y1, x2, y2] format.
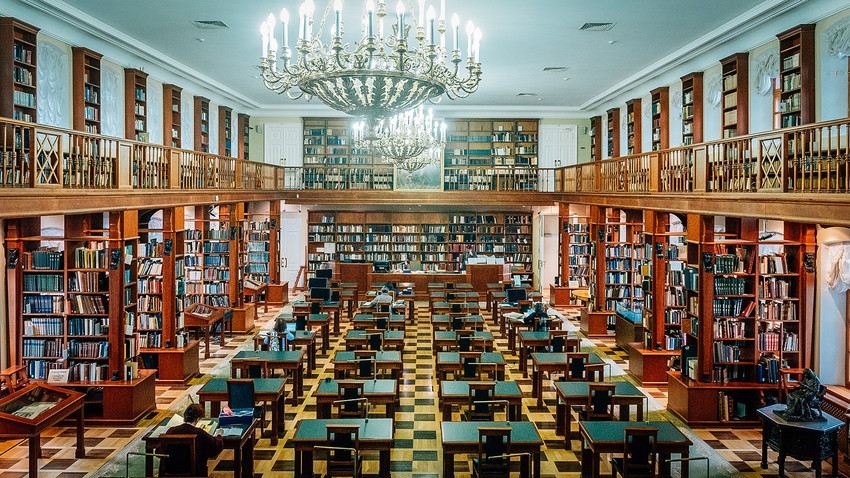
[720, 53, 749, 138]
[244, 201, 280, 285]
[303, 117, 393, 190]
[0, 17, 39, 123]
[589, 116, 601, 161]
[219, 106, 233, 157]
[649, 87, 668, 151]
[626, 99, 641, 155]
[642, 212, 687, 351]
[238, 113, 250, 160]
[306, 210, 533, 277]
[591, 207, 645, 313]
[124, 68, 148, 141]
[72, 47, 103, 134]
[775, 24, 815, 129]
[561, 204, 590, 295]
[444, 119, 538, 167]
[185, 204, 241, 307]
[606, 108, 620, 158]
[681, 72, 703, 145]
[162, 84, 182, 148]
[194, 96, 210, 153]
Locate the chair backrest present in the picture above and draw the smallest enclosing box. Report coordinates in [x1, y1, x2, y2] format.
[232, 358, 269, 379]
[366, 330, 383, 351]
[326, 424, 361, 472]
[156, 434, 197, 476]
[586, 383, 617, 421]
[295, 315, 307, 331]
[456, 329, 473, 352]
[227, 379, 257, 410]
[567, 353, 589, 381]
[337, 381, 366, 418]
[517, 299, 532, 313]
[477, 427, 512, 475]
[310, 301, 322, 314]
[331, 290, 340, 302]
[375, 317, 388, 330]
[461, 352, 483, 380]
[451, 316, 464, 331]
[467, 382, 496, 421]
[623, 427, 658, 477]
[550, 334, 566, 353]
[549, 331, 576, 353]
[354, 351, 376, 379]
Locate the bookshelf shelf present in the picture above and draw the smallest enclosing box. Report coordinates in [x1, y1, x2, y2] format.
[720, 53, 749, 139]
[124, 68, 148, 141]
[775, 24, 814, 129]
[194, 96, 210, 153]
[589, 116, 601, 162]
[606, 108, 619, 158]
[626, 98, 641, 155]
[219, 106, 233, 157]
[0, 17, 39, 123]
[303, 118, 394, 190]
[681, 72, 703, 146]
[650, 87, 668, 151]
[238, 114, 250, 160]
[72, 47, 103, 135]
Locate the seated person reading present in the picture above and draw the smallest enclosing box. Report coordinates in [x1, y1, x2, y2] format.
[383, 281, 398, 293]
[369, 288, 394, 306]
[166, 403, 224, 476]
[523, 302, 550, 331]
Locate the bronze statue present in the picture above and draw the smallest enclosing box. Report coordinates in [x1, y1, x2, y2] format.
[775, 368, 827, 422]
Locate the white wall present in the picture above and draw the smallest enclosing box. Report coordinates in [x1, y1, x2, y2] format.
[703, 64, 723, 142]
[641, 94, 652, 152]
[815, 226, 850, 385]
[818, 10, 850, 122]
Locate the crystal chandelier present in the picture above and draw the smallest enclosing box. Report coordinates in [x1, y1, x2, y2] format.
[259, 0, 482, 119]
[353, 106, 446, 171]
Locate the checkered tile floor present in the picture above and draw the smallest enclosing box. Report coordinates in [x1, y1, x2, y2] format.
[0, 302, 845, 477]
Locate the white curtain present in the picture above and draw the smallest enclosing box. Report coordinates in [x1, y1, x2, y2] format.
[823, 242, 850, 292]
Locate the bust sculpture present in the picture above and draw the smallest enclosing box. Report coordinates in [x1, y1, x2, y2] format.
[775, 368, 827, 422]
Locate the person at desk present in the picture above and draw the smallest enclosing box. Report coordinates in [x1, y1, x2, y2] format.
[369, 288, 394, 307]
[523, 302, 550, 331]
[166, 403, 224, 476]
[383, 281, 398, 293]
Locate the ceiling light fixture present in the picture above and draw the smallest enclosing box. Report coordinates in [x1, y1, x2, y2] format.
[258, 0, 482, 119]
[353, 106, 446, 171]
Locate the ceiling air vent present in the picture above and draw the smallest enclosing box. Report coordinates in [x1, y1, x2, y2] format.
[579, 22, 615, 31]
[542, 67, 568, 72]
[517, 92, 538, 97]
[192, 20, 230, 29]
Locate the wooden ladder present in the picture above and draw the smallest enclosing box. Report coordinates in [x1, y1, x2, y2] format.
[292, 265, 308, 292]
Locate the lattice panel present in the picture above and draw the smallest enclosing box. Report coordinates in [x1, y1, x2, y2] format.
[759, 137, 783, 190]
[35, 132, 60, 186]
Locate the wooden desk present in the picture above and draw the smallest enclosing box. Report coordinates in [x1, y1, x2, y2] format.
[197, 378, 286, 445]
[441, 421, 543, 478]
[351, 313, 406, 330]
[314, 379, 398, 418]
[555, 381, 645, 448]
[293, 300, 341, 334]
[232, 350, 305, 406]
[253, 330, 318, 371]
[332, 351, 403, 380]
[614, 309, 644, 348]
[518, 331, 580, 378]
[580, 307, 611, 338]
[579, 421, 691, 478]
[530, 352, 606, 407]
[60, 369, 157, 425]
[365, 289, 416, 323]
[293, 418, 393, 478]
[369, 272, 470, 299]
[758, 403, 845, 478]
[139, 340, 201, 385]
[433, 301, 481, 317]
[431, 314, 486, 333]
[438, 381, 523, 421]
[243, 281, 268, 321]
[433, 330, 494, 354]
[627, 345, 678, 386]
[143, 416, 258, 478]
[184, 303, 226, 359]
[436, 352, 506, 381]
[506, 315, 563, 352]
[0, 383, 86, 478]
[344, 330, 405, 351]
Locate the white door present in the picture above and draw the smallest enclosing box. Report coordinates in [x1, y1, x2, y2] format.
[538, 124, 577, 191]
[280, 211, 305, 285]
[265, 122, 303, 188]
[540, 213, 560, 290]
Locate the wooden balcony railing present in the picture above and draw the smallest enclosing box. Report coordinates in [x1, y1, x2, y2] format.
[1, 116, 849, 196]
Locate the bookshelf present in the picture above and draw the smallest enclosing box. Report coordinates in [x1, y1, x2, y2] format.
[680, 72, 703, 145]
[71, 47, 103, 134]
[303, 117, 394, 190]
[306, 210, 532, 277]
[238, 113, 250, 160]
[649, 87, 668, 151]
[162, 84, 182, 148]
[444, 119, 538, 168]
[626, 98, 641, 155]
[219, 106, 233, 157]
[194, 96, 210, 153]
[124, 68, 148, 141]
[606, 108, 620, 158]
[775, 24, 815, 129]
[559, 204, 590, 306]
[185, 204, 241, 307]
[720, 53, 749, 138]
[243, 201, 280, 285]
[597, 209, 645, 313]
[589, 116, 601, 161]
[0, 17, 39, 123]
[642, 213, 688, 352]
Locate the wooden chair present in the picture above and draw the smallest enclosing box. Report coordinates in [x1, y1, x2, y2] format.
[336, 381, 367, 418]
[612, 427, 659, 478]
[460, 351, 484, 381]
[323, 424, 363, 477]
[227, 379, 266, 432]
[353, 351, 377, 380]
[549, 331, 579, 353]
[0, 366, 29, 396]
[456, 330, 474, 352]
[363, 329, 384, 351]
[565, 352, 590, 381]
[577, 382, 617, 421]
[231, 358, 270, 379]
[155, 434, 197, 476]
[471, 427, 512, 478]
[463, 382, 496, 421]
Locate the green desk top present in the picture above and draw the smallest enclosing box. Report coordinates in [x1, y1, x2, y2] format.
[305, 313, 329, 321]
[487, 283, 504, 289]
[199, 378, 286, 394]
[519, 331, 577, 340]
[352, 313, 405, 321]
[234, 350, 305, 362]
[294, 418, 394, 441]
[434, 331, 493, 340]
[433, 301, 480, 308]
[441, 421, 542, 444]
[149, 417, 252, 440]
[555, 381, 642, 397]
[316, 379, 397, 395]
[531, 352, 604, 364]
[437, 352, 505, 364]
[580, 421, 690, 444]
[334, 351, 402, 362]
[345, 330, 405, 340]
[440, 381, 521, 397]
[431, 291, 480, 297]
[432, 314, 484, 322]
[293, 301, 339, 308]
[259, 329, 317, 339]
[340, 283, 358, 287]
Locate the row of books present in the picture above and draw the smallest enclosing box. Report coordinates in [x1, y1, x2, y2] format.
[13, 66, 33, 85]
[186, 283, 229, 294]
[69, 362, 109, 382]
[759, 278, 792, 299]
[68, 295, 107, 315]
[23, 273, 63, 292]
[23, 338, 62, 358]
[138, 332, 162, 348]
[715, 250, 754, 274]
[757, 355, 783, 384]
[664, 333, 684, 350]
[665, 309, 685, 325]
[186, 269, 229, 281]
[23, 296, 64, 314]
[138, 295, 163, 312]
[26, 359, 64, 380]
[137, 313, 162, 330]
[246, 263, 270, 273]
[138, 259, 163, 276]
[203, 242, 230, 253]
[714, 319, 747, 339]
[68, 271, 107, 292]
[24, 318, 63, 336]
[714, 277, 746, 295]
[25, 249, 63, 270]
[68, 318, 107, 336]
[74, 246, 107, 269]
[138, 277, 162, 294]
[758, 301, 798, 321]
[68, 340, 109, 358]
[713, 343, 743, 363]
[665, 288, 686, 307]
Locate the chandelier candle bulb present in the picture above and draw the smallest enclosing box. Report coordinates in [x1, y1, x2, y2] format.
[473, 27, 481, 63]
[466, 21, 474, 59]
[418, 0, 425, 28]
[440, 0, 445, 22]
[261, 22, 269, 58]
[397, 1, 405, 39]
[365, 0, 374, 38]
[427, 6, 436, 45]
[280, 8, 289, 48]
[299, 3, 308, 40]
[452, 13, 460, 52]
[334, 0, 342, 39]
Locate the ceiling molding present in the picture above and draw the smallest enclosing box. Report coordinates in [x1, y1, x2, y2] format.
[17, 0, 261, 110]
[580, 0, 808, 110]
[247, 103, 587, 119]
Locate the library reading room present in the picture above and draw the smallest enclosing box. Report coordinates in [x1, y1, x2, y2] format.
[4, 0, 850, 477]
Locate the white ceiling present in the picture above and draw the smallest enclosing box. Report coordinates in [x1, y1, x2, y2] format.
[15, 0, 824, 116]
